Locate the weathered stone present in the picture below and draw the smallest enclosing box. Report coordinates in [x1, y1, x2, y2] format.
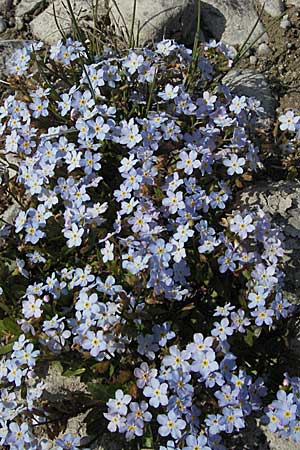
[109, 0, 198, 46]
[239, 181, 300, 298]
[30, 0, 105, 45]
[1, 201, 19, 225]
[39, 363, 120, 450]
[257, 42, 272, 56]
[200, 0, 267, 48]
[222, 69, 275, 119]
[36, 364, 86, 448]
[6, 152, 22, 179]
[257, 0, 284, 17]
[286, 0, 300, 5]
[29, 0, 269, 48]
[265, 429, 300, 449]
[16, 0, 47, 18]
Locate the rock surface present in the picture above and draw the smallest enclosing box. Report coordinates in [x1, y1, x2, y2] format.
[1, 202, 19, 225]
[109, 0, 198, 46]
[265, 430, 300, 449]
[40, 363, 121, 450]
[30, 0, 105, 44]
[200, 0, 267, 47]
[28, 0, 269, 48]
[15, 0, 46, 18]
[222, 68, 275, 120]
[239, 181, 300, 298]
[40, 363, 90, 448]
[257, 0, 284, 17]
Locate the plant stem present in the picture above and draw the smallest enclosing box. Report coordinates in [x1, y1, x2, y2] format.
[129, 0, 137, 48]
[192, 0, 201, 64]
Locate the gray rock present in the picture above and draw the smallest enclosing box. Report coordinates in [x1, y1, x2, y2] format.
[257, 0, 284, 17]
[39, 363, 119, 450]
[239, 181, 300, 298]
[30, 0, 105, 45]
[265, 429, 300, 449]
[15, 0, 48, 29]
[222, 68, 275, 119]
[38, 363, 90, 448]
[286, 0, 300, 5]
[0, 17, 7, 33]
[16, 0, 47, 18]
[1, 201, 20, 225]
[5, 152, 20, 179]
[200, 0, 267, 48]
[257, 42, 272, 56]
[29, 0, 268, 48]
[109, 0, 198, 46]
[249, 55, 257, 65]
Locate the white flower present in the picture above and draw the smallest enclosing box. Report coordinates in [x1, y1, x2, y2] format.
[101, 241, 114, 263]
[279, 110, 300, 132]
[64, 223, 84, 247]
[223, 154, 245, 176]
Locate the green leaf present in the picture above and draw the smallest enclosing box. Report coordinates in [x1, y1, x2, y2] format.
[244, 330, 254, 347]
[0, 341, 14, 355]
[3, 318, 20, 335]
[63, 367, 86, 377]
[0, 318, 20, 339]
[0, 302, 10, 314]
[109, 364, 115, 377]
[144, 437, 154, 448]
[242, 269, 251, 281]
[87, 382, 121, 402]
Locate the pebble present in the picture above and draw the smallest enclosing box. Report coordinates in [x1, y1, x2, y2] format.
[280, 18, 291, 29]
[249, 55, 257, 65]
[0, 17, 7, 33]
[257, 43, 272, 57]
[15, 17, 24, 31]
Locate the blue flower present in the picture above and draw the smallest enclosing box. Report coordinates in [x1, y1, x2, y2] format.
[183, 434, 211, 450]
[157, 411, 186, 439]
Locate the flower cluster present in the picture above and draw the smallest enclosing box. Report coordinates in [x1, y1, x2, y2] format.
[276, 109, 300, 178]
[0, 34, 297, 450]
[262, 374, 300, 442]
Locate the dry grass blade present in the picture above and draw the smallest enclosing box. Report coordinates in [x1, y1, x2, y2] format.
[109, 0, 130, 43]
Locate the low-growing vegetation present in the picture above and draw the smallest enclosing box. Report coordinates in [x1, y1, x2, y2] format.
[0, 2, 300, 449]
